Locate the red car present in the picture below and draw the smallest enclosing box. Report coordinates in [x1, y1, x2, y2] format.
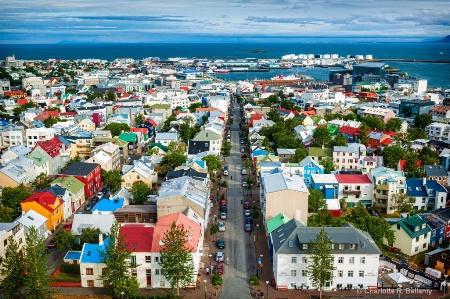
[220, 200, 227, 207]
[64, 222, 72, 231]
[216, 263, 224, 275]
[243, 201, 251, 209]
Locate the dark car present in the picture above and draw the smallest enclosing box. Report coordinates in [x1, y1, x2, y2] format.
[245, 216, 253, 224]
[47, 239, 56, 249]
[217, 239, 225, 249]
[243, 201, 251, 209]
[220, 206, 227, 213]
[220, 200, 227, 207]
[85, 202, 94, 211]
[216, 263, 224, 275]
[245, 223, 252, 232]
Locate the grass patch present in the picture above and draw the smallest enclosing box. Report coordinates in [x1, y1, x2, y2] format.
[53, 272, 81, 282]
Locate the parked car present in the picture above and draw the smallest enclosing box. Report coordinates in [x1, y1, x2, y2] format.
[220, 200, 227, 207]
[217, 239, 225, 249]
[245, 223, 252, 232]
[216, 251, 225, 262]
[216, 263, 224, 275]
[241, 169, 247, 175]
[85, 202, 94, 211]
[101, 187, 110, 193]
[240, 139, 244, 144]
[220, 206, 227, 213]
[220, 212, 227, 220]
[223, 166, 229, 176]
[242, 181, 248, 188]
[96, 191, 104, 198]
[47, 239, 55, 249]
[243, 201, 251, 209]
[245, 216, 253, 224]
[63, 222, 72, 231]
[241, 148, 245, 153]
[218, 222, 226, 232]
[244, 209, 251, 217]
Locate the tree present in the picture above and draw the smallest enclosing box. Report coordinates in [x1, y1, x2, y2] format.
[99, 221, 139, 298]
[160, 152, 187, 174]
[135, 114, 144, 125]
[358, 123, 370, 145]
[307, 229, 335, 299]
[382, 145, 406, 168]
[273, 133, 301, 149]
[104, 123, 130, 137]
[1, 236, 26, 299]
[1, 184, 32, 215]
[0, 206, 16, 222]
[212, 272, 223, 286]
[65, 154, 82, 168]
[392, 192, 415, 213]
[245, 159, 253, 169]
[414, 114, 432, 129]
[162, 114, 177, 131]
[409, 128, 428, 140]
[106, 90, 116, 101]
[308, 189, 327, 213]
[131, 181, 151, 205]
[159, 222, 195, 296]
[31, 172, 51, 190]
[403, 151, 420, 173]
[221, 140, 232, 157]
[361, 116, 385, 131]
[80, 227, 101, 245]
[330, 133, 348, 147]
[418, 146, 440, 165]
[201, 155, 222, 175]
[43, 117, 63, 128]
[280, 99, 294, 110]
[311, 126, 331, 147]
[267, 108, 282, 123]
[319, 157, 335, 174]
[103, 170, 124, 193]
[188, 102, 203, 113]
[23, 226, 53, 298]
[385, 118, 402, 132]
[55, 229, 75, 250]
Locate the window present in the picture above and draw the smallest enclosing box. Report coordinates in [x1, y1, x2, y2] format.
[160, 281, 165, 287]
[349, 257, 354, 264]
[424, 233, 428, 238]
[87, 280, 94, 287]
[349, 244, 356, 250]
[302, 257, 308, 263]
[423, 243, 427, 249]
[155, 269, 160, 275]
[415, 246, 419, 252]
[359, 271, 364, 277]
[338, 270, 343, 277]
[291, 257, 297, 263]
[360, 257, 365, 264]
[3, 240, 7, 246]
[86, 268, 93, 275]
[302, 270, 308, 277]
[338, 257, 344, 264]
[154, 257, 159, 263]
[416, 237, 419, 242]
[145, 256, 151, 263]
[131, 256, 137, 267]
[348, 270, 353, 277]
[291, 270, 297, 277]
[422, 198, 426, 203]
[338, 244, 344, 250]
[302, 244, 308, 250]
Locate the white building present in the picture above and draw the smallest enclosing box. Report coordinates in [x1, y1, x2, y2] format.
[25, 128, 55, 148]
[154, 132, 179, 147]
[333, 146, 361, 171]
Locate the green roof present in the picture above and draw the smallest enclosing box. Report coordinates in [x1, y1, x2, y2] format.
[27, 151, 50, 166]
[116, 139, 128, 147]
[150, 104, 171, 109]
[148, 142, 169, 153]
[308, 147, 332, 158]
[396, 215, 431, 239]
[51, 176, 85, 193]
[328, 126, 339, 136]
[267, 213, 291, 234]
[93, 137, 117, 142]
[118, 132, 137, 143]
[310, 115, 323, 124]
[192, 130, 221, 141]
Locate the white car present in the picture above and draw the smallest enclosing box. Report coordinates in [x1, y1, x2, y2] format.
[218, 222, 226, 232]
[220, 212, 227, 220]
[242, 181, 248, 188]
[241, 169, 247, 175]
[216, 251, 225, 262]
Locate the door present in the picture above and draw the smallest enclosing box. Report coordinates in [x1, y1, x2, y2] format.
[146, 269, 152, 286]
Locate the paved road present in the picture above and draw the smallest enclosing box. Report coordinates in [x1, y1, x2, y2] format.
[220, 104, 255, 299]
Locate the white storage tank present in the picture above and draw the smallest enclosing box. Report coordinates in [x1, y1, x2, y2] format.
[355, 55, 364, 60]
[307, 54, 314, 59]
[331, 54, 339, 59]
[298, 54, 306, 60]
[323, 54, 331, 59]
[365, 54, 373, 60]
[281, 55, 292, 60]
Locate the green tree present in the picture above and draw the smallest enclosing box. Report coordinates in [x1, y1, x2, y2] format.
[280, 99, 294, 110]
[162, 114, 177, 131]
[159, 222, 195, 296]
[160, 152, 187, 174]
[267, 108, 282, 123]
[221, 140, 232, 157]
[403, 151, 420, 173]
[103, 170, 124, 193]
[99, 221, 139, 298]
[386, 118, 402, 132]
[43, 117, 63, 128]
[0, 206, 16, 222]
[414, 114, 432, 129]
[80, 227, 101, 245]
[31, 172, 51, 190]
[135, 114, 144, 125]
[273, 133, 301, 149]
[212, 272, 223, 286]
[319, 157, 335, 174]
[1, 236, 26, 299]
[104, 123, 130, 137]
[409, 128, 428, 140]
[65, 154, 82, 168]
[23, 226, 53, 298]
[106, 90, 116, 101]
[307, 229, 336, 299]
[55, 229, 75, 250]
[311, 126, 331, 147]
[188, 102, 203, 113]
[343, 113, 359, 121]
[418, 146, 440, 165]
[245, 159, 253, 169]
[267, 94, 280, 105]
[1, 184, 32, 215]
[131, 181, 151, 205]
[330, 133, 348, 147]
[289, 147, 307, 163]
[392, 192, 415, 213]
[361, 116, 385, 131]
[358, 123, 370, 145]
[201, 155, 222, 175]
[382, 145, 406, 168]
[308, 189, 327, 213]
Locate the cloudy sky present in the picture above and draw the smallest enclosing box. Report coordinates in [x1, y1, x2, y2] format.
[2, 0, 449, 44]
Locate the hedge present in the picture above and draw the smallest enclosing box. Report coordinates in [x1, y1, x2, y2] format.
[59, 263, 81, 274]
[52, 272, 81, 282]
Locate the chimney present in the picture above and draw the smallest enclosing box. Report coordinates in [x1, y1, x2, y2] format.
[423, 177, 426, 186]
[99, 233, 103, 246]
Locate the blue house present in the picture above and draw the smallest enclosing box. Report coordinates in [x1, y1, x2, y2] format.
[138, 122, 156, 140]
[300, 157, 325, 187]
[440, 148, 450, 171]
[406, 178, 448, 211]
[311, 174, 339, 199]
[80, 236, 109, 287]
[419, 213, 446, 247]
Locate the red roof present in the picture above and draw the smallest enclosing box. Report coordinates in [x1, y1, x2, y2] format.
[335, 174, 372, 184]
[22, 191, 61, 212]
[33, 136, 64, 158]
[121, 224, 154, 252]
[381, 137, 392, 145]
[398, 159, 422, 171]
[145, 119, 158, 128]
[180, 86, 190, 91]
[249, 114, 265, 126]
[60, 112, 77, 116]
[130, 127, 148, 134]
[17, 98, 28, 105]
[339, 126, 360, 136]
[34, 110, 59, 122]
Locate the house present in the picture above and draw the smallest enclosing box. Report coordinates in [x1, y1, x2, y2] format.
[38, 185, 73, 220]
[118, 132, 138, 153]
[406, 178, 448, 211]
[166, 167, 208, 183]
[266, 213, 291, 235]
[113, 205, 157, 224]
[335, 174, 374, 208]
[31, 136, 71, 175]
[121, 159, 155, 190]
[439, 148, 450, 170]
[433, 208, 450, 240]
[333, 146, 361, 171]
[20, 191, 64, 231]
[191, 130, 222, 156]
[0, 145, 31, 164]
[51, 176, 86, 213]
[419, 213, 446, 247]
[59, 162, 102, 199]
[388, 215, 431, 256]
[424, 165, 449, 186]
[308, 146, 332, 163]
[366, 131, 392, 153]
[0, 222, 25, 278]
[154, 132, 179, 147]
[299, 157, 324, 187]
[14, 209, 48, 239]
[311, 174, 340, 214]
[0, 163, 30, 187]
[361, 107, 396, 124]
[147, 143, 169, 155]
[87, 142, 121, 171]
[338, 126, 360, 143]
[270, 221, 381, 290]
[260, 171, 309, 225]
[371, 167, 406, 214]
[277, 149, 296, 163]
[187, 140, 211, 158]
[424, 247, 450, 275]
[71, 213, 115, 241]
[80, 235, 109, 287]
[76, 118, 96, 132]
[25, 128, 55, 148]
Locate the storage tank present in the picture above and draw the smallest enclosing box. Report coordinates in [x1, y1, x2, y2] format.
[365, 55, 373, 60]
[307, 54, 314, 59]
[323, 54, 331, 59]
[331, 54, 339, 59]
[355, 55, 364, 60]
[281, 55, 292, 60]
[298, 54, 306, 60]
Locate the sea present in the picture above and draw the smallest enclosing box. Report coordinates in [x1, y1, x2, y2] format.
[1, 42, 449, 88]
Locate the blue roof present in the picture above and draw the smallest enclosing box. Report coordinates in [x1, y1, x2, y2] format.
[80, 237, 109, 263]
[253, 149, 267, 157]
[34, 120, 45, 128]
[65, 251, 81, 260]
[426, 180, 448, 193]
[114, 113, 129, 119]
[57, 135, 72, 147]
[406, 178, 427, 197]
[92, 198, 124, 212]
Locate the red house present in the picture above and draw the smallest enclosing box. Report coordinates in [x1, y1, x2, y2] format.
[58, 162, 102, 199]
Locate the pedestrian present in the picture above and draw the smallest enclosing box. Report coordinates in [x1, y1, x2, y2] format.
[206, 267, 210, 276]
[211, 265, 214, 274]
[226, 257, 229, 265]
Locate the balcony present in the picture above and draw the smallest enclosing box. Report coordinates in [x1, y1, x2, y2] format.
[376, 184, 389, 191]
[343, 190, 361, 195]
[376, 194, 389, 200]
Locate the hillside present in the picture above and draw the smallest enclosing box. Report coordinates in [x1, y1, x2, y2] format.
[432, 35, 450, 43]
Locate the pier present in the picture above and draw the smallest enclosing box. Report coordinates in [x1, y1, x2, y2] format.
[372, 59, 450, 64]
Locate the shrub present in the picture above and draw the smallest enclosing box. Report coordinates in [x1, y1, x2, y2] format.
[52, 272, 81, 282]
[212, 272, 223, 286]
[59, 263, 80, 274]
[210, 225, 218, 235]
[249, 274, 260, 286]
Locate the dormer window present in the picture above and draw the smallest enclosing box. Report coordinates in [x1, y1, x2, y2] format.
[302, 244, 308, 250]
[422, 224, 426, 229]
[349, 244, 356, 250]
[415, 226, 419, 232]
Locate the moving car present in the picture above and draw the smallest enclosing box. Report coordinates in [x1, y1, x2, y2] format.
[242, 181, 248, 188]
[63, 222, 72, 231]
[244, 209, 251, 217]
[245, 223, 252, 232]
[216, 251, 225, 262]
[216, 263, 224, 275]
[220, 212, 227, 220]
[217, 239, 225, 249]
[243, 201, 251, 209]
[218, 222, 226, 232]
[47, 239, 56, 249]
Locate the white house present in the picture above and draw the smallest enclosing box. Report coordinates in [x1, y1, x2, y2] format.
[333, 146, 361, 171]
[154, 132, 179, 147]
[25, 128, 55, 148]
[14, 209, 48, 239]
[335, 174, 374, 208]
[0, 222, 25, 279]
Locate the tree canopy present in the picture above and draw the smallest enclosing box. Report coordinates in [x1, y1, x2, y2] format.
[392, 192, 415, 213]
[382, 145, 406, 168]
[311, 126, 331, 147]
[188, 102, 203, 113]
[385, 118, 403, 132]
[131, 181, 151, 205]
[102, 170, 124, 193]
[330, 133, 348, 147]
[1, 184, 32, 218]
[414, 114, 432, 129]
[1, 236, 26, 299]
[319, 157, 335, 174]
[308, 190, 327, 213]
[80, 227, 102, 245]
[201, 155, 222, 174]
[104, 123, 130, 137]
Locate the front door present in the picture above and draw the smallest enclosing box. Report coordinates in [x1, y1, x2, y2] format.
[146, 269, 151, 286]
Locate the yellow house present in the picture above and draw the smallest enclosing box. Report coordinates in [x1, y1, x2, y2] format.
[121, 160, 154, 189]
[77, 118, 96, 132]
[0, 164, 30, 187]
[388, 215, 431, 256]
[20, 191, 64, 231]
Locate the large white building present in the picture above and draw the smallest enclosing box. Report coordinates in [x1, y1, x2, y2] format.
[25, 128, 55, 148]
[270, 220, 382, 290]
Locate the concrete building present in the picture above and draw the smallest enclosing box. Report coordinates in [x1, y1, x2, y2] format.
[371, 167, 406, 214]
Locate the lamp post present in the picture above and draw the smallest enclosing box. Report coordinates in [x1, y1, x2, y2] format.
[209, 254, 212, 269]
[121, 292, 124, 299]
[266, 281, 269, 299]
[397, 284, 401, 299]
[204, 279, 207, 299]
[260, 254, 264, 275]
[444, 274, 448, 296]
[256, 224, 259, 242]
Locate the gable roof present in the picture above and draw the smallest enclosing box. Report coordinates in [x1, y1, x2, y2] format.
[267, 213, 291, 234]
[335, 174, 372, 184]
[118, 132, 137, 143]
[72, 214, 115, 235]
[188, 140, 210, 155]
[51, 176, 85, 193]
[165, 167, 208, 182]
[396, 215, 431, 238]
[80, 237, 110, 263]
[27, 150, 50, 166]
[424, 165, 448, 177]
[22, 191, 62, 213]
[121, 224, 154, 252]
[14, 209, 47, 228]
[60, 162, 99, 176]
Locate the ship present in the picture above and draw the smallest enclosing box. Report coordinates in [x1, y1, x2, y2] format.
[213, 69, 231, 73]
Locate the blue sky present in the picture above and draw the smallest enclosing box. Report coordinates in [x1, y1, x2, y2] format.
[2, 0, 450, 44]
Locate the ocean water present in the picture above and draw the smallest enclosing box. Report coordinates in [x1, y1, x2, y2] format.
[0, 43, 449, 88]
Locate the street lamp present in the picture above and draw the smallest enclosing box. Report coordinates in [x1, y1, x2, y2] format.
[256, 224, 259, 242]
[397, 284, 401, 299]
[209, 254, 212, 269]
[204, 279, 208, 299]
[121, 292, 124, 299]
[266, 281, 269, 299]
[260, 254, 264, 275]
[444, 274, 448, 296]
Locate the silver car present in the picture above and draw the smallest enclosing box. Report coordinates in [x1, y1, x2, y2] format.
[218, 222, 226, 232]
[220, 212, 227, 220]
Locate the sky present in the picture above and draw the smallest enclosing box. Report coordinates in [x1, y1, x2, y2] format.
[1, 0, 450, 44]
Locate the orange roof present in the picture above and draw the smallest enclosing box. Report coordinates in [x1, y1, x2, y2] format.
[130, 127, 148, 134]
[299, 110, 317, 116]
[17, 98, 29, 105]
[196, 107, 216, 112]
[152, 213, 201, 252]
[431, 106, 450, 112]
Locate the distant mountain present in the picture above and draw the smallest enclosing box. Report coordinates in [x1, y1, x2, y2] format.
[430, 35, 450, 43]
